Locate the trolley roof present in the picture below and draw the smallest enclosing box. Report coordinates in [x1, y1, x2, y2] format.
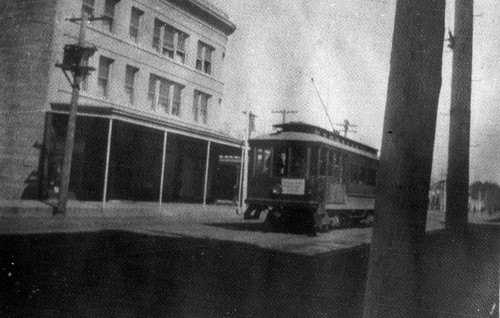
[251, 122, 379, 159]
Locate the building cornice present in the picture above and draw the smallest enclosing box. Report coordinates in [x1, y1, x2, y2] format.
[163, 0, 236, 35]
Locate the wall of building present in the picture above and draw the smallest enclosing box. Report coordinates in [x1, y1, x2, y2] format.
[50, 0, 230, 132]
[0, 0, 58, 199]
[0, 0, 238, 201]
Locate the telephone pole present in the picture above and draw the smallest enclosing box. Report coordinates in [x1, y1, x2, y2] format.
[238, 111, 256, 214]
[363, 0, 445, 317]
[271, 109, 298, 124]
[55, 12, 98, 215]
[445, 0, 473, 232]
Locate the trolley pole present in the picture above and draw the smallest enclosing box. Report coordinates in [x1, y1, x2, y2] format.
[363, 0, 445, 317]
[445, 0, 473, 233]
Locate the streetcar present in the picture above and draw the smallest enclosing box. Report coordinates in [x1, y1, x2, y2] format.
[243, 121, 378, 235]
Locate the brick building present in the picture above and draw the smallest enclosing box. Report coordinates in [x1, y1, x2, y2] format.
[0, 0, 241, 204]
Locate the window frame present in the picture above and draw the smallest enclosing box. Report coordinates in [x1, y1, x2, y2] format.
[193, 90, 210, 123]
[82, 0, 95, 17]
[149, 74, 183, 116]
[196, 41, 214, 74]
[97, 56, 113, 97]
[102, 0, 118, 33]
[81, 54, 92, 92]
[152, 19, 188, 64]
[124, 65, 138, 105]
[129, 7, 143, 43]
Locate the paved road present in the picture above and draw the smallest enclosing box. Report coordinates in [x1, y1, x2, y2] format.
[0, 202, 450, 256]
[0, 203, 498, 317]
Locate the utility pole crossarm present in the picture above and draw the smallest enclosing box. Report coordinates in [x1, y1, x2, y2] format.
[271, 109, 298, 124]
[337, 119, 357, 137]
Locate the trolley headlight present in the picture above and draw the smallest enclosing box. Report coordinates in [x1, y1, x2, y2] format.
[272, 184, 282, 195]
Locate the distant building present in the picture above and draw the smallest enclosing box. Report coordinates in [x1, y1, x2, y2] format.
[0, 0, 241, 203]
[428, 180, 446, 213]
[469, 181, 500, 214]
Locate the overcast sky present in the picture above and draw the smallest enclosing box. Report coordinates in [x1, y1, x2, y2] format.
[210, 0, 500, 185]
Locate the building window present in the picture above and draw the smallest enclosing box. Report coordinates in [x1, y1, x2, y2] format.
[129, 7, 143, 42]
[82, 0, 95, 17]
[81, 54, 92, 92]
[193, 90, 210, 123]
[196, 42, 214, 74]
[102, 0, 118, 32]
[152, 19, 188, 63]
[152, 20, 162, 52]
[124, 65, 138, 105]
[148, 74, 183, 116]
[158, 79, 170, 113]
[98, 56, 113, 97]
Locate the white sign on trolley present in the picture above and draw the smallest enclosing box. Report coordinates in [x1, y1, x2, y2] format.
[281, 178, 305, 195]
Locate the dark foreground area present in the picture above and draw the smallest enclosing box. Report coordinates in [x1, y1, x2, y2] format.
[0, 222, 498, 317]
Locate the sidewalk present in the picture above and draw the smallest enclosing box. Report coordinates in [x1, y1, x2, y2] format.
[0, 199, 237, 218]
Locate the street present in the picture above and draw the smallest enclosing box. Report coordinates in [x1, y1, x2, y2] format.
[0, 203, 498, 317]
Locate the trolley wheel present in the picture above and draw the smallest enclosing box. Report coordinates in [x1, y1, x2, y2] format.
[328, 213, 351, 229]
[264, 208, 285, 232]
[361, 213, 375, 227]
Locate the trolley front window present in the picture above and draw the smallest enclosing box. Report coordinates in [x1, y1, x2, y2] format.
[254, 147, 272, 176]
[273, 146, 288, 177]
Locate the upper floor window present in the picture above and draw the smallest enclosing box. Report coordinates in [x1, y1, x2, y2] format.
[98, 56, 114, 97]
[102, 0, 119, 32]
[129, 7, 143, 43]
[82, 0, 95, 17]
[124, 65, 138, 105]
[196, 42, 214, 74]
[193, 90, 210, 123]
[171, 84, 182, 116]
[148, 74, 183, 116]
[81, 54, 92, 92]
[152, 19, 188, 63]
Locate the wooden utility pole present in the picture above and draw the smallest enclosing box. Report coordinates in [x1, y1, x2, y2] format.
[271, 109, 298, 124]
[238, 111, 256, 213]
[363, 1, 445, 317]
[55, 12, 100, 215]
[445, 0, 473, 232]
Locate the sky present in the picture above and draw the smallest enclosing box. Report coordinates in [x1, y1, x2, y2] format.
[210, 0, 500, 185]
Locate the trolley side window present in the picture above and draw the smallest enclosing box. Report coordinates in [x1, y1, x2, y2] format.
[309, 146, 318, 178]
[254, 146, 272, 176]
[290, 145, 308, 178]
[333, 152, 340, 182]
[319, 148, 328, 176]
[366, 168, 376, 186]
[328, 150, 335, 177]
[349, 163, 362, 184]
[341, 154, 348, 183]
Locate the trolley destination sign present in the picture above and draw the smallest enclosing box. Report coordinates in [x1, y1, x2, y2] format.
[281, 178, 306, 195]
